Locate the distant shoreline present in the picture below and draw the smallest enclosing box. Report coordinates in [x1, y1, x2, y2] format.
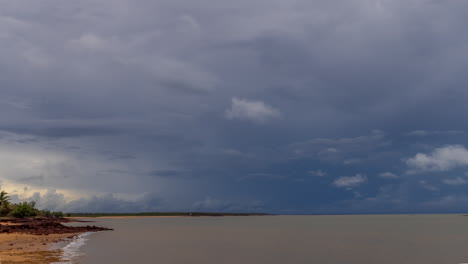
[66, 212, 272, 218]
[69, 215, 187, 219]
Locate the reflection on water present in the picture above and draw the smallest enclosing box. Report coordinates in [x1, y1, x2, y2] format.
[78, 215, 468, 264]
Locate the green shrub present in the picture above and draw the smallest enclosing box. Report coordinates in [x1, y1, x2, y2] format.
[0, 190, 65, 219]
[36, 209, 64, 218]
[52, 211, 64, 218]
[38, 210, 52, 218]
[0, 204, 11, 217]
[10, 202, 38, 218]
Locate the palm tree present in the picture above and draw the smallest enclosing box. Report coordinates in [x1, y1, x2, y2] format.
[0, 191, 10, 208]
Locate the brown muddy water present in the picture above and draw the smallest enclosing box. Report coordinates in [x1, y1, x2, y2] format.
[66, 215, 468, 264]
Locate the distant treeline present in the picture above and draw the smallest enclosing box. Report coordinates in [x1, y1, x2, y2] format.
[66, 212, 271, 217]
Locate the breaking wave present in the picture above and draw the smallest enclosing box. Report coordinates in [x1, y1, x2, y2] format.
[51, 232, 92, 264]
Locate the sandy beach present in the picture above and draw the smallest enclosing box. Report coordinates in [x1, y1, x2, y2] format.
[0, 232, 78, 263]
[0, 218, 112, 263]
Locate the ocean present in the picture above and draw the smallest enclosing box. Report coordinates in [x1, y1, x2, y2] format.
[57, 215, 468, 264]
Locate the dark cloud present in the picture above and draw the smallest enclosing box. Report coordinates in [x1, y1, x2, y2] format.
[148, 169, 187, 178]
[16, 175, 45, 184]
[0, 126, 120, 138]
[1, 0, 468, 213]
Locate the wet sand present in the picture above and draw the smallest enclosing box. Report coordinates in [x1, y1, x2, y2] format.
[0, 232, 78, 263]
[0, 218, 112, 263]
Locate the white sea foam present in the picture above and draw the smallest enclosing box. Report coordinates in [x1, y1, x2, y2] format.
[51, 232, 92, 264]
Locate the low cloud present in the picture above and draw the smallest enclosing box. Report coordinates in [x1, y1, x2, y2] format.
[308, 170, 327, 177]
[419, 180, 439, 192]
[406, 145, 468, 173]
[442, 177, 467, 186]
[333, 174, 367, 189]
[343, 158, 362, 165]
[237, 173, 285, 181]
[149, 169, 187, 178]
[378, 172, 399, 179]
[406, 130, 463, 136]
[192, 197, 264, 212]
[225, 98, 280, 123]
[68, 33, 108, 51]
[290, 130, 390, 162]
[9, 190, 164, 213]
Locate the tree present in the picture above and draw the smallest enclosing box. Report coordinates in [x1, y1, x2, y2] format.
[0, 191, 10, 207]
[0, 191, 11, 217]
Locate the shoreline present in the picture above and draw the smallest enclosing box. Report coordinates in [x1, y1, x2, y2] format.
[0, 232, 79, 263]
[0, 217, 111, 263]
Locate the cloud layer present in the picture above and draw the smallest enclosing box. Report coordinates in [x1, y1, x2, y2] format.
[406, 145, 468, 173]
[225, 98, 280, 123]
[1, 0, 468, 213]
[333, 174, 367, 189]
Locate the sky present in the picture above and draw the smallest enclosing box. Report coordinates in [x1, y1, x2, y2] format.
[1, 0, 468, 214]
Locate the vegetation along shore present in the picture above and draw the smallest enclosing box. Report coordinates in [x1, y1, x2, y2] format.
[0, 191, 112, 263]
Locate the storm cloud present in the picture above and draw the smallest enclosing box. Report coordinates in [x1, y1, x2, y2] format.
[1, 0, 468, 213]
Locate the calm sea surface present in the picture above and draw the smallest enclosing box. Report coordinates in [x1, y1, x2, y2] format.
[69, 215, 468, 264]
